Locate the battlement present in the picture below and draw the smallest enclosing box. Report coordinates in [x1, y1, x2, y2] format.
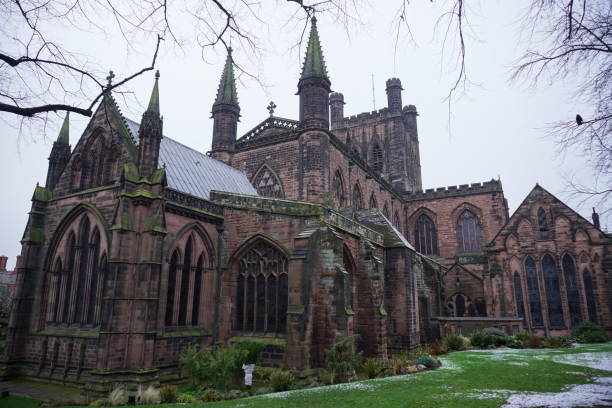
[335, 104, 418, 128]
[403, 179, 503, 201]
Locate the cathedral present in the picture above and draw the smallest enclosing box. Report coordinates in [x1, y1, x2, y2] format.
[2, 18, 611, 391]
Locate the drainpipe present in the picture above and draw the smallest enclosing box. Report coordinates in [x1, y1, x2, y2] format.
[212, 224, 225, 349]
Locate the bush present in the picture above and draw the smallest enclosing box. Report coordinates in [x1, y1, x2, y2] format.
[107, 387, 128, 407]
[319, 371, 334, 385]
[176, 393, 198, 403]
[416, 355, 436, 368]
[362, 358, 382, 379]
[180, 344, 212, 386]
[573, 322, 609, 343]
[430, 340, 448, 356]
[529, 335, 542, 349]
[324, 336, 363, 384]
[270, 370, 294, 392]
[506, 336, 524, 348]
[202, 389, 220, 402]
[137, 385, 160, 404]
[443, 334, 467, 351]
[253, 366, 276, 383]
[160, 385, 177, 403]
[470, 328, 507, 348]
[236, 339, 266, 364]
[89, 399, 108, 407]
[542, 335, 574, 348]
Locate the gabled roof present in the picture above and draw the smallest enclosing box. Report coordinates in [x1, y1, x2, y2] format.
[125, 118, 257, 200]
[237, 116, 299, 143]
[488, 183, 604, 247]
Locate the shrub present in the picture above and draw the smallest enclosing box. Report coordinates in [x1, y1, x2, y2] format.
[89, 399, 108, 407]
[324, 336, 363, 384]
[529, 335, 542, 349]
[573, 322, 609, 343]
[180, 344, 212, 386]
[443, 334, 467, 351]
[270, 370, 294, 392]
[362, 358, 383, 379]
[430, 340, 448, 355]
[554, 335, 574, 348]
[506, 336, 524, 348]
[176, 393, 198, 403]
[236, 339, 266, 364]
[416, 355, 436, 368]
[137, 385, 160, 404]
[107, 387, 128, 407]
[160, 385, 177, 403]
[470, 328, 507, 348]
[202, 389, 220, 402]
[319, 371, 334, 385]
[253, 366, 276, 383]
[515, 332, 530, 343]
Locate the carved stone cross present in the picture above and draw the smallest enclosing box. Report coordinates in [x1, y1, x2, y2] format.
[267, 101, 277, 116]
[106, 70, 115, 88]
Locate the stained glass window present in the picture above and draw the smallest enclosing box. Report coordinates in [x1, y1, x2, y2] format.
[542, 254, 564, 328]
[415, 214, 438, 255]
[513, 272, 525, 318]
[236, 242, 288, 334]
[562, 254, 581, 327]
[456, 210, 482, 253]
[525, 256, 543, 326]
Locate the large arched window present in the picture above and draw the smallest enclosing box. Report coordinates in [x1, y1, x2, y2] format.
[332, 171, 346, 207]
[542, 254, 564, 328]
[513, 272, 525, 318]
[371, 142, 383, 173]
[456, 210, 482, 253]
[352, 184, 363, 209]
[537, 208, 550, 240]
[414, 214, 438, 256]
[253, 165, 284, 198]
[562, 254, 581, 328]
[165, 231, 210, 327]
[369, 194, 378, 209]
[525, 256, 543, 327]
[583, 269, 598, 323]
[46, 213, 106, 327]
[235, 241, 288, 334]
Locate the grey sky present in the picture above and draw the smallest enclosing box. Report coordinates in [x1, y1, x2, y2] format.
[0, 1, 604, 269]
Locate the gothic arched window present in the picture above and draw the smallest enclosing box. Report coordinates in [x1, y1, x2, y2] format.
[542, 254, 564, 328]
[562, 254, 581, 328]
[369, 194, 378, 209]
[352, 184, 363, 209]
[525, 256, 543, 327]
[332, 171, 346, 207]
[393, 211, 401, 232]
[46, 213, 106, 326]
[415, 214, 438, 256]
[236, 241, 288, 334]
[583, 269, 598, 323]
[166, 234, 209, 327]
[513, 272, 525, 318]
[383, 203, 390, 219]
[371, 143, 383, 173]
[253, 166, 284, 198]
[537, 208, 550, 240]
[456, 210, 482, 253]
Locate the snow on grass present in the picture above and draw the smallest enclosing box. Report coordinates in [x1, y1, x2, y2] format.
[548, 352, 612, 372]
[501, 377, 612, 408]
[437, 357, 463, 372]
[258, 381, 376, 400]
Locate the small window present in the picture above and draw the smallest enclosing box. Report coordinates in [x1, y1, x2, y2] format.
[537, 208, 549, 240]
[371, 143, 383, 172]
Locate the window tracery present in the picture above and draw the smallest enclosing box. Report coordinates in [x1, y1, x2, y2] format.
[456, 210, 482, 253]
[542, 254, 564, 328]
[414, 214, 438, 256]
[562, 254, 581, 328]
[371, 142, 383, 173]
[513, 272, 525, 318]
[253, 166, 284, 198]
[525, 256, 543, 327]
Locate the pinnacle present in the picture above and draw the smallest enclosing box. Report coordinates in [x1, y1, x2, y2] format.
[300, 17, 329, 81]
[147, 70, 160, 114]
[214, 50, 239, 107]
[57, 112, 70, 144]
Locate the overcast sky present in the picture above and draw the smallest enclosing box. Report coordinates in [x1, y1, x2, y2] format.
[0, 1, 605, 269]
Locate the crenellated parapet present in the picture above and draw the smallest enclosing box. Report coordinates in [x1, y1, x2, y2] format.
[404, 179, 503, 202]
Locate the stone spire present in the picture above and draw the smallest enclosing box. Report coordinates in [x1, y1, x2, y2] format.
[45, 113, 72, 189]
[300, 16, 329, 81]
[298, 17, 331, 129]
[211, 49, 240, 163]
[214, 49, 239, 108]
[138, 71, 163, 178]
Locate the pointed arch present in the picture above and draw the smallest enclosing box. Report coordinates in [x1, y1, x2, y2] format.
[537, 207, 550, 240]
[368, 193, 378, 209]
[414, 214, 438, 256]
[352, 183, 363, 209]
[393, 211, 401, 231]
[165, 250, 179, 326]
[252, 164, 284, 198]
[513, 271, 525, 319]
[582, 268, 598, 323]
[542, 254, 564, 328]
[524, 256, 543, 327]
[370, 142, 383, 173]
[232, 235, 289, 334]
[382, 202, 390, 219]
[332, 169, 346, 207]
[562, 253, 581, 328]
[456, 210, 482, 253]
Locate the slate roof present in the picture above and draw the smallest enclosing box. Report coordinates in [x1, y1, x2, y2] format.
[125, 118, 257, 200]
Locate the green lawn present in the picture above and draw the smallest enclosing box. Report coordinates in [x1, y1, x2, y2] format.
[0, 395, 41, 408]
[30, 342, 612, 408]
